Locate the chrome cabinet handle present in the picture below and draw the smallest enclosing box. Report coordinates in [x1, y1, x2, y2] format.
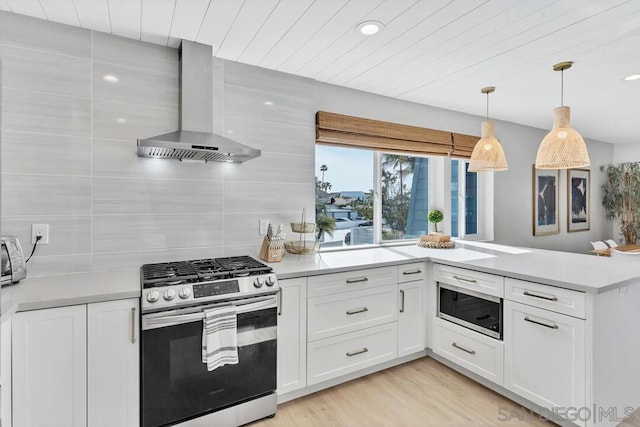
[523, 291, 558, 302]
[277, 288, 283, 316]
[346, 348, 368, 357]
[453, 275, 477, 283]
[346, 307, 368, 315]
[346, 277, 368, 284]
[524, 316, 559, 329]
[402, 269, 422, 275]
[451, 342, 475, 355]
[400, 290, 405, 313]
[131, 307, 137, 344]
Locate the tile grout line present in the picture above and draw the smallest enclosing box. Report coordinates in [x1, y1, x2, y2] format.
[90, 29, 94, 273]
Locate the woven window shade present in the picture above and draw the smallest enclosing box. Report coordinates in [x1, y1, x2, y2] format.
[316, 111, 476, 159]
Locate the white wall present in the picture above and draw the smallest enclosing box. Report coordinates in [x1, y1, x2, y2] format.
[613, 143, 640, 163]
[315, 82, 615, 253]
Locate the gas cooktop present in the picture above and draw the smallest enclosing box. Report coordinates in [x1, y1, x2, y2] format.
[140, 256, 277, 312]
[141, 256, 273, 288]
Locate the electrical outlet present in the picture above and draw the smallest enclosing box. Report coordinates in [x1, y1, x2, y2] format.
[259, 219, 269, 235]
[32, 224, 49, 245]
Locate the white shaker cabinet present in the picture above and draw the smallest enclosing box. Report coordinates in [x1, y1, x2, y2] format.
[2, 317, 12, 427]
[12, 305, 87, 427]
[276, 278, 307, 397]
[87, 299, 139, 427]
[504, 300, 586, 411]
[10, 299, 139, 427]
[397, 262, 427, 357]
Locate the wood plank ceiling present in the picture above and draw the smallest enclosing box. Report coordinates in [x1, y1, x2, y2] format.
[1, 0, 640, 145]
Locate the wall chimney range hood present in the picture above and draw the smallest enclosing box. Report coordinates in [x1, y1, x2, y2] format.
[137, 41, 260, 163]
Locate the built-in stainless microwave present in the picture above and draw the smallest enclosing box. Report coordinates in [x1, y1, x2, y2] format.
[1, 236, 26, 286]
[438, 284, 502, 340]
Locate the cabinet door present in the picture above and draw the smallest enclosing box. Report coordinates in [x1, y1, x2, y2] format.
[397, 280, 426, 357]
[277, 278, 307, 397]
[87, 299, 139, 427]
[2, 317, 12, 427]
[504, 300, 585, 410]
[13, 305, 87, 427]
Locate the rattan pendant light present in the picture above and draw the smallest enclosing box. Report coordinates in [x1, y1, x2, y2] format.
[535, 62, 590, 169]
[468, 86, 508, 172]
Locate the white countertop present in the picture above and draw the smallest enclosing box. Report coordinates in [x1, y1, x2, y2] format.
[273, 241, 640, 294]
[1, 269, 140, 320]
[3, 241, 639, 321]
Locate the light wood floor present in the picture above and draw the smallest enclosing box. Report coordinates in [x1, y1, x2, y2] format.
[252, 357, 640, 427]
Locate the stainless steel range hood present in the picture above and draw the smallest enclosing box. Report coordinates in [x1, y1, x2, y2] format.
[137, 41, 260, 163]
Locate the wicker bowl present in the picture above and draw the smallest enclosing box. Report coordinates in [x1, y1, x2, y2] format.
[291, 222, 316, 233]
[284, 240, 318, 255]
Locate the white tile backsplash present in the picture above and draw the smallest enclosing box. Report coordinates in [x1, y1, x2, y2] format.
[1, 131, 91, 176]
[92, 100, 178, 141]
[1, 175, 91, 216]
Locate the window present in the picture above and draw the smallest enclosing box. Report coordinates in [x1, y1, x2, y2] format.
[450, 159, 478, 238]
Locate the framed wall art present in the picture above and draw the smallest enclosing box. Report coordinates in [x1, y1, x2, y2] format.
[567, 168, 590, 232]
[532, 166, 559, 236]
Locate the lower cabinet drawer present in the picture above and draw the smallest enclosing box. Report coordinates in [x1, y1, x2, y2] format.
[307, 323, 398, 386]
[307, 284, 397, 342]
[433, 317, 504, 386]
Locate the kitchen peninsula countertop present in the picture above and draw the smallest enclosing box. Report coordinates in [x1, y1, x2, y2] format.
[3, 242, 639, 321]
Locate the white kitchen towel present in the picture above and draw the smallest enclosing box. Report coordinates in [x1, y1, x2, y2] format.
[201, 304, 238, 371]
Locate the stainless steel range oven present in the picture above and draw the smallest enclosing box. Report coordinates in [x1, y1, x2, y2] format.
[438, 284, 503, 340]
[140, 256, 279, 427]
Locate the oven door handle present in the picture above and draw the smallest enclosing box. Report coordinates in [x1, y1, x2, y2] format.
[142, 295, 277, 330]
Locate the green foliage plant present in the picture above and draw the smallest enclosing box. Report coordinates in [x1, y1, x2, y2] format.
[601, 162, 640, 244]
[428, 209, 444, 233]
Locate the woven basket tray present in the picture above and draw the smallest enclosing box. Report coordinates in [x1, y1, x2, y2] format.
[291, 222, 316, 233]
[416, 240, 456, 249]
[284, 240, 318, 255]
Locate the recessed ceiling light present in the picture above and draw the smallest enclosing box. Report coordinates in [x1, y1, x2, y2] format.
[624, 74, 640, 81]
[357, 21, 384, 36]
[103, 74, 119, 83]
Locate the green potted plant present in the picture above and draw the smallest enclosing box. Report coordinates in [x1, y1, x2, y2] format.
[315, 215, 336, 242]
[428, 209, 444, 233]
[601, 162, 640, 244]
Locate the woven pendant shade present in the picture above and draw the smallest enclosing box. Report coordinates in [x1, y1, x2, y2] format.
[468, 121, 508, 172]
[535, 106, 590, 169]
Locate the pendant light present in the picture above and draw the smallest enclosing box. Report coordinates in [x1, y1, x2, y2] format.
[468, 86, 508, 172]
[535, 61, 590, 169]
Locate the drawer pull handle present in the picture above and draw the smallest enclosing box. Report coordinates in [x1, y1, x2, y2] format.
[451, 342, 475, 355]
[346, 307, 369, 315]
[346, 277, 368, 284]
[523, 291, 558, 301]
[402, 269, 422, 275]
[346, 348, 369, 357]
[524, 316, 559, 330]
[453, 275, 477, 283]
[277, 288, 283, 316]
[400, 290, 405, 313]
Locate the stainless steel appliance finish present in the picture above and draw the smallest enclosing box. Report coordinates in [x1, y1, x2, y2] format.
[438, 283, 503, 340]
[140, 256, 278, 427]
[1, 236, 26, 286]
[137, 41, 260, 163]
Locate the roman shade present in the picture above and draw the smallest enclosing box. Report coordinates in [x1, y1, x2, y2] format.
[315, 111, 476, 159]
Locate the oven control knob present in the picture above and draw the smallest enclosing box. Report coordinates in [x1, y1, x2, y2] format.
[265, 276, 276, 287]
[146, 290, 160, 303]
[179, 287, 191, 299]
[163, 289, 176, 301]
[253, 277, 264, 288]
